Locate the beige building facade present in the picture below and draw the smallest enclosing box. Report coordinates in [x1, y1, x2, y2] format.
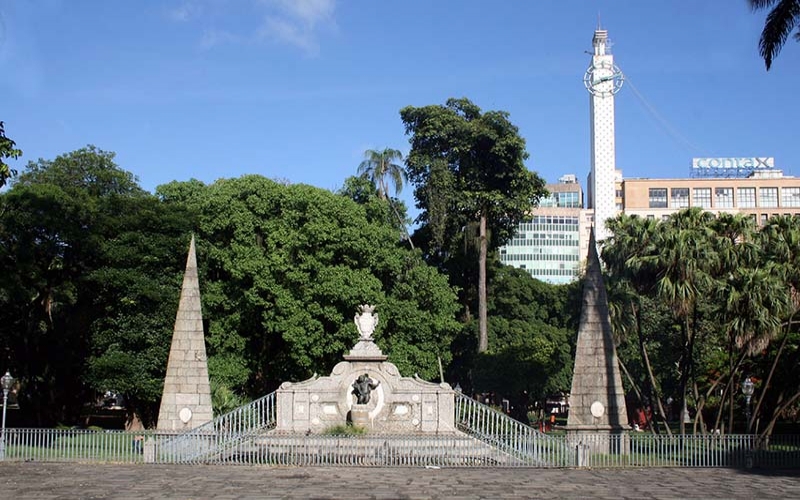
[621, 169, 800, 224]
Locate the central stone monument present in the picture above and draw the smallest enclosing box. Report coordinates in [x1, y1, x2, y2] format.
[566, 229, 629, 459]
[275, 305, 455, 434]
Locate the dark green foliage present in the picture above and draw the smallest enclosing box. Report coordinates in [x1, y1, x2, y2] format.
[0, 121, 22, 187]
[400, 97, 548, 353]
[180, 175, 461, 390]
[603, 210, 800, 435]
[468, 263, 576, 403]
[0, 147, 181, 426]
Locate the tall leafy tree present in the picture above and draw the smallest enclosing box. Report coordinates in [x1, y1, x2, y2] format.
[84, 194, 194, 427]
[654, 209, 717, 433]
[749, 0, 800, 70]
[180, 175, 460, 390]
[0, 146, 150, 426]
[400, 98, 547, 352]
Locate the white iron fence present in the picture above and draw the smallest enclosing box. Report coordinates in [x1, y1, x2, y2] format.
[1, 390, 799, 468]
[3, 427, 798, 468]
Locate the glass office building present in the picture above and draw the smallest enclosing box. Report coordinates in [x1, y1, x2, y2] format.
[499, 175, 589, 285]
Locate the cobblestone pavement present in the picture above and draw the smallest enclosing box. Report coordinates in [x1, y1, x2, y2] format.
[1, 463, 799, 499]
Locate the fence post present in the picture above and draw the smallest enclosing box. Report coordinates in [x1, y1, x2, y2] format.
[144, 438, 156, 464]
[576, 442, 589, 468]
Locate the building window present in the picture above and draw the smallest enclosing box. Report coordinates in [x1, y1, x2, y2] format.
[556, 191, 581, 208]
[693, 188, 712, 209]
[760, 187, 779, 208]
[738, 187, 756, 208]
[649, 188, 668, 208]
[782, 187, 800, 207]
[715, 187, 733, 208]
[615, 189, 624, 198]
[761, 213, 769, 225]
[670, 188, 689, 208]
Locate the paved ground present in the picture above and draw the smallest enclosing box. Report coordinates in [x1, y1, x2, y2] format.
[1, 463, 798, 499]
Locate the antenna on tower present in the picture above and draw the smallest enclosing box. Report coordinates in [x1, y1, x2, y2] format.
[597, 13, 602, 30]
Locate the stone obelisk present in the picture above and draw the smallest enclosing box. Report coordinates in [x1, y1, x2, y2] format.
[566, 229, 628, 445]
[156, 235, 213, 431]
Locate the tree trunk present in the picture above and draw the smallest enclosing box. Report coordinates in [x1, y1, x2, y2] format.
[751, 318, 794, 429]
[761, 389, 800, 439]
[478, 212, 488, 353]
[678, 318, 691, 434]
[388, 198, 414, 250]
[634, 301, 671, 435]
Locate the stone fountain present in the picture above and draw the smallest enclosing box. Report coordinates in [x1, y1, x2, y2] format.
[274, 305, 455, 434]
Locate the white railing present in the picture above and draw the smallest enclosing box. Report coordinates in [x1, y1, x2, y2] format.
[2, 388, 799, 468]
[454, 393, 574, 466]
[2, 427, 155, 463]
[156, 391, 277, 463]
[4, 428, 798, 468]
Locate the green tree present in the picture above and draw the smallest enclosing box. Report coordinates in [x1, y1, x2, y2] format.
[0, 146, 151, 426]
[603, 214, 672, 433]
[400, 98, 547, 352]
[357, 149, 414, 249]
[357, 148, 406, 201]
[84, 195, 195, 427]
[646, 208, 717, 434]
[0, 121, 22, 188]
[749, 215, 800, 436]
[473, 264, 575, 406]
[180, 175, 460, 390]
[749, 0, 800, 70]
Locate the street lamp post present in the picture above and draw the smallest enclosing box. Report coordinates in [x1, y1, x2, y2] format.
[1, 370, 14, 460]
[742, 377, 754, 433]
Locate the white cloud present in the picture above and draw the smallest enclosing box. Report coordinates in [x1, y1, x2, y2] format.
[167, 1, 203, 22]
[257, 0, 336, 54]
[165, 0, 336, 54]
[264, 0, 335, 26]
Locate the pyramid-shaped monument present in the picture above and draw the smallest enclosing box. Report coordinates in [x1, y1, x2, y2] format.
[156, 235, 213, 431]
[566, 228, 628, 436]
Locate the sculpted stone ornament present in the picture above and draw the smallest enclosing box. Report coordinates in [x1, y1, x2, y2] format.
[345, 303, 388, 361]
[352, 373, 380, 405]
[355, 304, 378, 340]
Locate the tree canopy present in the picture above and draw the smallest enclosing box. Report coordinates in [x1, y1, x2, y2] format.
[400, 97, 547, 353]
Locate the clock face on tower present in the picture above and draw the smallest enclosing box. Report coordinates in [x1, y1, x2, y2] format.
[583, 61, 624, 97]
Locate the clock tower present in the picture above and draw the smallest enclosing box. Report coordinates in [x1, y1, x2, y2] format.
[585, 28, 623, 243]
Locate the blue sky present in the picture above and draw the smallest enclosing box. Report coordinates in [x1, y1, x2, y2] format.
[2, 1, 799, 216]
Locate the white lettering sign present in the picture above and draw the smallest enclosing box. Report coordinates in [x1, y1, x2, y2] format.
[692, 157, 774, 169]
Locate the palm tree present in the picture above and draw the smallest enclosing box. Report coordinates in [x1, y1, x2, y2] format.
[708, 213, 760, 433]
[357, 148, 414, 249]
[749, 215, 800, 436]
[749, 0, 800, 70]
[358, 148, 406, 201]
[603, 214, 671, 434]
[641, 208, 717, 434]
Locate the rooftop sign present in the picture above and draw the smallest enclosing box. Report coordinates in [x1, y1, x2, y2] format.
[692, 157, 774, 169]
